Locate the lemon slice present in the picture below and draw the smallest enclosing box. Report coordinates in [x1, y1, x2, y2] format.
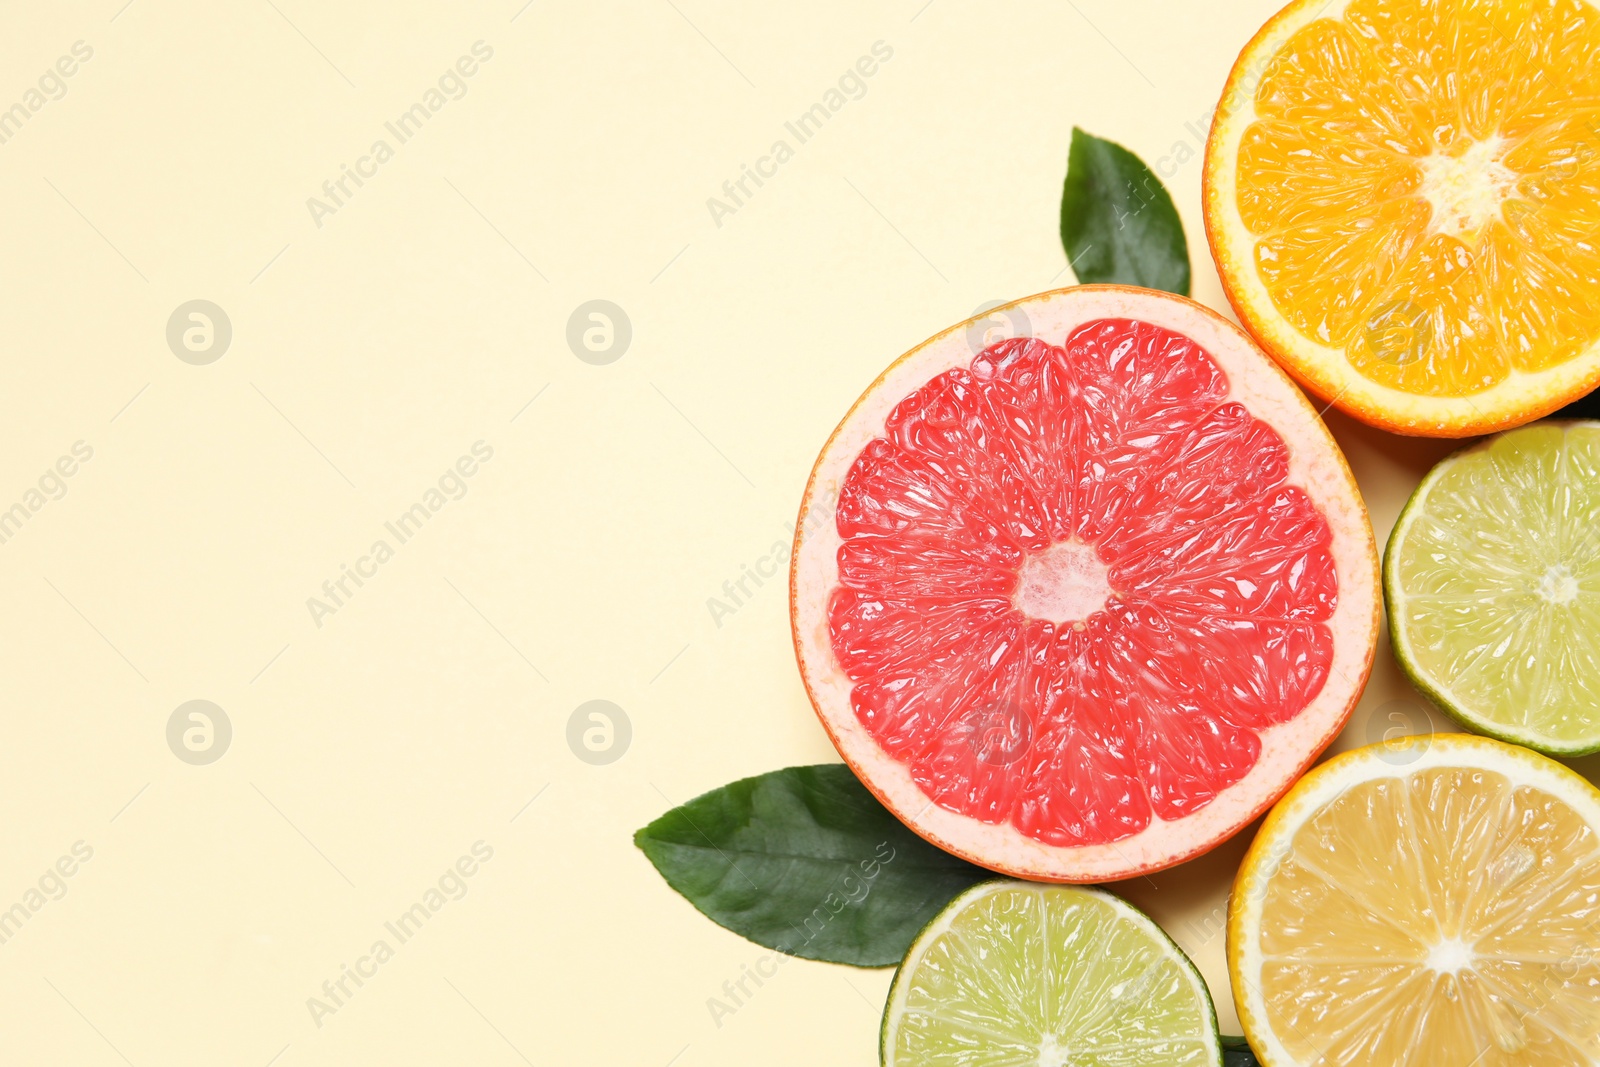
[1230, 734, 1600, 1066]
[1205, 0, 1600, 436]
[1386, 420, 1600, 756]
[883, 881, 1222, 1066]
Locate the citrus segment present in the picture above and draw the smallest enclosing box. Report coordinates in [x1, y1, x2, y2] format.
[792, 287, 1379, 882]
[882, 882, 1222, 1067]
[1206, 0, 1600, 435]
[1386, 420, 1600, 755]
[1230, 735, 1600, 1067]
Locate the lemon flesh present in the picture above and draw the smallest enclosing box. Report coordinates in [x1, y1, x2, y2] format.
[1232, 736, 1600, 1067]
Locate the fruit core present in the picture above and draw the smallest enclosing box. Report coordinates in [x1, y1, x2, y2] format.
[1035, 1035, 1067, 1067]
[1424, 936, 1475, 976]
[1537, 563, 1580, 605]
[1416, 138, 1517, 244]
[1014, 540, 1112, 627]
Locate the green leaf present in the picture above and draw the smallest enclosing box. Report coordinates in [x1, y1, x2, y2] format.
[634, 764, 992, 967]
[1060, 127, 1191, 295]
[1221, 1036, 1260, 1066]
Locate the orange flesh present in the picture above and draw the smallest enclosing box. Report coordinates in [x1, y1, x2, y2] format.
[1235, 0, 1600, 397]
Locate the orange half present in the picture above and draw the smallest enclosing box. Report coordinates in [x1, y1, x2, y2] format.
[1205, 0, 1600, 437]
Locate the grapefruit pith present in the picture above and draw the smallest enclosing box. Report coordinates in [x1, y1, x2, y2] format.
[791, 286, 1378, 882]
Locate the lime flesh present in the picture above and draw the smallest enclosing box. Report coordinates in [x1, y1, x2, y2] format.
[1386, 420, 1600, 756]
[882, 882, 1221, 1067]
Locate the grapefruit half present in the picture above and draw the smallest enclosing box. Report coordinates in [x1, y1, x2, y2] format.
[790, 286, 1378, 882]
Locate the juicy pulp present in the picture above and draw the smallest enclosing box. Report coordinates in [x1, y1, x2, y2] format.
[828, 319, 1340, 848]
[1233, 0, 1600, 398]
[1388, 421, 1600, 754]
[1242, 744, 1600, 1066]
[885, 883, 1221, 1067]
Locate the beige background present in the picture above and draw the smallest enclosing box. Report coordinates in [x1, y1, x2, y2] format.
[2, 1, 1597, 1064]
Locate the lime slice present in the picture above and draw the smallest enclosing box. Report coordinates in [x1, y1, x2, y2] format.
[882, 881, 1222, 1067]
[1386, 420, 1600, 756]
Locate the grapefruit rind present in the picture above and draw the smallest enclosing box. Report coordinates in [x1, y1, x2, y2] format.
[791, 285, 1380, 883]
[1227, 734, 1600, 1067]
[1202, 0, 1600, 438]
[1384, 420, 1600, 758]
[881, 881, 1224, 1067]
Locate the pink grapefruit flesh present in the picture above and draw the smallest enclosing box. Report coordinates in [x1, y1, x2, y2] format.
[791, 286, 1378, 882]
